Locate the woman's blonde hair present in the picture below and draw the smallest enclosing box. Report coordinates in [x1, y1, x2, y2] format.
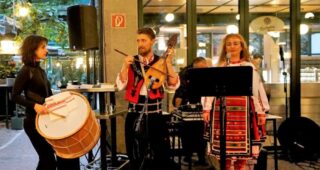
[217, 34, 251, 66]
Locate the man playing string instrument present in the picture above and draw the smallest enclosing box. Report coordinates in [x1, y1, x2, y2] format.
[116, 27, 180, 170]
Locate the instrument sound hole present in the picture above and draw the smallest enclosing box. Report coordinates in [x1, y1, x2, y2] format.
[155, 79, 159, 83]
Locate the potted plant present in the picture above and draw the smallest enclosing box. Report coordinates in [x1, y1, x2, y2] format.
[0, 64, 8, 84]
[6, 60, 17, 86]
[0, 60, 17, 85]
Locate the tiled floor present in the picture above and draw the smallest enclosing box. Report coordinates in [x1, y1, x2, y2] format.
[0, 122, 319, 170]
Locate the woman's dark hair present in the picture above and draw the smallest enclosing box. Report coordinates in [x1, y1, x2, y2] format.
[20, 35, 48, 65]
[137, 27, 156, 40]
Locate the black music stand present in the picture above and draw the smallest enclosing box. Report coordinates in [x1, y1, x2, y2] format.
[187, 66, 253, 170]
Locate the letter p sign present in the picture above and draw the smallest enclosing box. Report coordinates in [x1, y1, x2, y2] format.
[112, 13, 126, 28]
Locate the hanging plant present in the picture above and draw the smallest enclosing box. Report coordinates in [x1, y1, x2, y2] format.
[13, 2, 69, 48]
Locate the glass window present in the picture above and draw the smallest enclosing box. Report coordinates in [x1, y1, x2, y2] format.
[300, 0, 320, 124]
[0, 0, 98, 89]
[143, 0, 187, 71]
[311, 33, 320, 54]
[300, 0, 320, 82]
[249, 0, 290, 83]
[142, 0, 187, 112]
[300, 34, 310, 55]
[196, 0, 239, 65]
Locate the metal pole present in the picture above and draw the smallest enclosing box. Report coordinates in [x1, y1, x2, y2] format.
[186, 0, 197, 65]
[219, 96, 227, 170]
[239, 0, 249, 45]
[290, 0, 301, 118]
[98, 0, 107, 169]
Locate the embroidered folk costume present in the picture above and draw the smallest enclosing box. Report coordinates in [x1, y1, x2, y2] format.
[117, 54, 180, 170]
[202, 61, 269, 169]
[116, 28, 180, 170]
[202, 34, 270, 170]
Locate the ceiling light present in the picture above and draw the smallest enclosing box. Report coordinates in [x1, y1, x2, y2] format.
[304, 12, 314, 19]
[176, 58, 184, 65]
[165, 13, 175, 22]
[18, 6, 29, 17]
[0, 40, 15, 53]
[55, 62, 61, 67]
[236, 14, 240, 20]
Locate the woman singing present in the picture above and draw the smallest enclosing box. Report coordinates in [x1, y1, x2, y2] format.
[202, 34, 270, 170]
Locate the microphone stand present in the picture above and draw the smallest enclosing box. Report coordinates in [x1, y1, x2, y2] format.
[280, 47, 288, 119]
[283, 63, 288, 119]
[219, 56, 230, 170]
[139, 77, 155, 170]
[219, 96, 227, 170]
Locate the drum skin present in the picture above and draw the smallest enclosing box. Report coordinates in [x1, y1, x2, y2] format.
[36, 91, 101, 159]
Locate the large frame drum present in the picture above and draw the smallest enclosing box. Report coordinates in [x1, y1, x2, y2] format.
[36, 91, 100, 159]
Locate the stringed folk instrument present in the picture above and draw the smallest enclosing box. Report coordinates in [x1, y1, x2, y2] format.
[114, 49, 170, 77]
[144, 34, 178, 89]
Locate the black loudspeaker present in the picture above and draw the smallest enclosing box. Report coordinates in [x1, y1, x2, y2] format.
[67, 5, 98, 50]
[278, 117, 320, 162]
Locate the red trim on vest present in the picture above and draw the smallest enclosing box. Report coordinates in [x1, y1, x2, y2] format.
[125, 66, 164, 104]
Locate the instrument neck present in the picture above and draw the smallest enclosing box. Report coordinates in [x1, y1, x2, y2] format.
[161, 46, 173, 59]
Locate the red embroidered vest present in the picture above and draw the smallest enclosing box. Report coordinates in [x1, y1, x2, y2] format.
[125, 55, 164, 103]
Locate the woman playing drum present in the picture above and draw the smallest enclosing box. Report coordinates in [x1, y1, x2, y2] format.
[12, 35, 80, 170]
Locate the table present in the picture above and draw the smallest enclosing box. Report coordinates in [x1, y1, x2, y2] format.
[62, 86, 121, 170]
[266, 114, 282, 170]
[0, 84, 12, 128]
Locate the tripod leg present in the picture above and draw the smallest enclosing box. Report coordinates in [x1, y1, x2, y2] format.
[219, 96, 227, 170]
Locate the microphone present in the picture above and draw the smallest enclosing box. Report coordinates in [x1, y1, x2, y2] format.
[279, 46, 284, 61]
[226, 53, 231, 66]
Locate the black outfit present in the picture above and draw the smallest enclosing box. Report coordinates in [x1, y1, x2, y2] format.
[125, 98, 175, 170]
[172, 65, 202, 105]
[172, 65, 207, 164]
[12, 63, 79, 170]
